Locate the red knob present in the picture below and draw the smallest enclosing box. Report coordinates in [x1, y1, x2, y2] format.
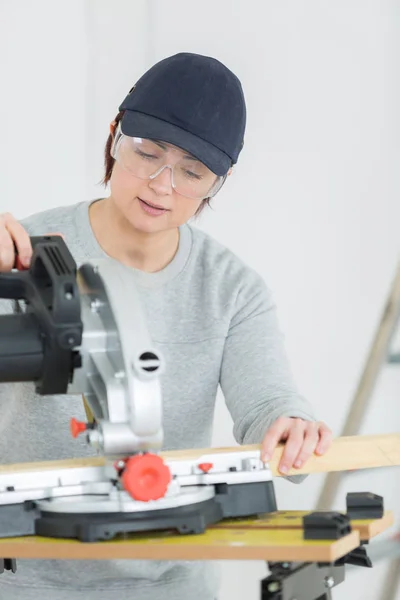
[70, 418, 87, 438]
[122, 454, 171, 502]
[198, 462, 213, 473]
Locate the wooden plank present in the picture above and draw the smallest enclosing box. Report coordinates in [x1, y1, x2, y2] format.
[0, 432, 399, 477]
[213, 510, 394, 541]
[0, 528, 360, 563]
[163, 432, 400, 476]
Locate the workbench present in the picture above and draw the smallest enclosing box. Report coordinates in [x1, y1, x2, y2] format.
[0, 508, 392, 561]
[0, 509, 393, 599]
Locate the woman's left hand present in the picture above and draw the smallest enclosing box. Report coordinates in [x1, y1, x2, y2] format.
[261, 416, 333, 474]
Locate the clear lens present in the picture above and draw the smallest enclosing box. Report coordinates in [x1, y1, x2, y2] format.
[111, 130, 225, 200]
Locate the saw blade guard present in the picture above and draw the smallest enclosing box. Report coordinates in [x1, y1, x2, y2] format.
[67, 258, 165, 456]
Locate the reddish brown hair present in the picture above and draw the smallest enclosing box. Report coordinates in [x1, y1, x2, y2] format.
[102, 110, 210, 216]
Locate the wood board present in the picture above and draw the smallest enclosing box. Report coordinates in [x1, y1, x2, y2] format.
[0, 528, 359, 563]
[0, 432, 399, 477]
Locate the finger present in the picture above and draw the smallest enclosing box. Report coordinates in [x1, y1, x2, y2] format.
[14, 230, 65, 270]
[315, 423, 334, 455]
[3, 213, 32, 268]
[278, 419, 306, 474]
[261, 417, 291, 462]
[293, 422, 320, 468]
[0, 220, 16, 272]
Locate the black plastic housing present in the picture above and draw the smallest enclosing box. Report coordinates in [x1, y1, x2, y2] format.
[0, 235, 82, 394]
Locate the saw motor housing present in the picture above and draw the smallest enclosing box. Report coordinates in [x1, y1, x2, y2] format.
[0, 235, 164, 457]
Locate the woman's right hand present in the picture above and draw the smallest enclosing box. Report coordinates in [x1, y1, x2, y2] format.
[0, 212, 32, 272]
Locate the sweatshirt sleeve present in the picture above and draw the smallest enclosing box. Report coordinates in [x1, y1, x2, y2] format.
[219, 270, 316, 447]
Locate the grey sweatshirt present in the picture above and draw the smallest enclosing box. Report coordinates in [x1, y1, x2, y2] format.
[0, 200, 315, 600]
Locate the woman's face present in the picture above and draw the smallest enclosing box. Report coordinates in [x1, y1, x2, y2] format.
[108, 134, 214, 234]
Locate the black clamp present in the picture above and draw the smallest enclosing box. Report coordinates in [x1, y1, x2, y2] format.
[303, 511, 351, 540]
[346, 492, 384, 520]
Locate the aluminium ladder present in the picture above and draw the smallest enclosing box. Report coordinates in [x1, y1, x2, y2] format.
[315, 261, 400, 600]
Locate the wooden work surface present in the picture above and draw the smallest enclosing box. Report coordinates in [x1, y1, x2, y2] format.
[0, 511, 392, 563]
[214, 510, 394, 541]
[0, 432, 398, 477]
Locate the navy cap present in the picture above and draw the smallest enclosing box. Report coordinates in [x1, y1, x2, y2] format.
[118, 52, 246, 176]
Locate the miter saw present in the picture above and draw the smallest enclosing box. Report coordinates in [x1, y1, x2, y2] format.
[0, 235, 276, 542]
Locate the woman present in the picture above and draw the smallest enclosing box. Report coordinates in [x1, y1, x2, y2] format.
[0, 52, 332, 600]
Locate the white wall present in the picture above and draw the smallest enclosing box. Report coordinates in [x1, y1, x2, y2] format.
[0, 0, 87, 216]
[1, 1, 399, 598]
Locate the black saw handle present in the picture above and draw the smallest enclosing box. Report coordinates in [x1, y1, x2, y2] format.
[0, 236, 83, 394]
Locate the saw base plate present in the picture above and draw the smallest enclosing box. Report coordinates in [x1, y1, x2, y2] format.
[0, 481, 277, 542]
